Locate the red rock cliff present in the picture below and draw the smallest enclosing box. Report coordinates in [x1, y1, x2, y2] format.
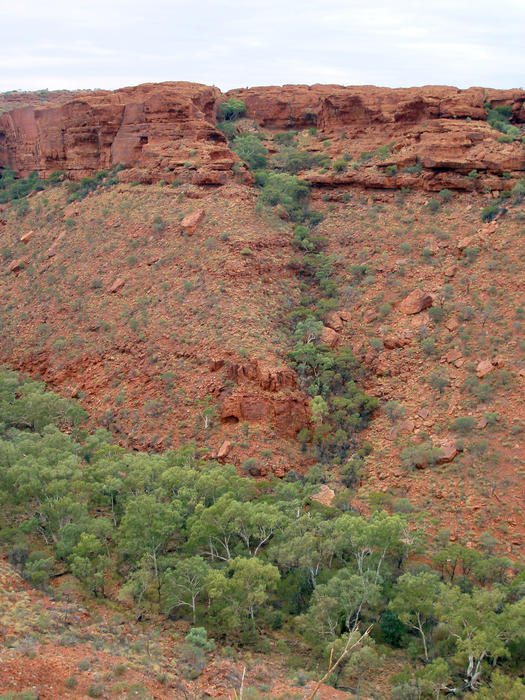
[1, 82, 524, 190]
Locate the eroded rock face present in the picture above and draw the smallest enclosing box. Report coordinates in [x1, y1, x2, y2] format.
[228, 84, 525, 190]
[0, 82, 247, 183]
[220, 390, 308, 437]
[1, 82, 523, 190]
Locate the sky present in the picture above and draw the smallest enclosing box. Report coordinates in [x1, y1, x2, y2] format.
[1, 0, 524, 93]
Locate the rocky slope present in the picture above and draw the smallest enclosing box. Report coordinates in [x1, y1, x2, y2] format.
[0, 81, 524, 542]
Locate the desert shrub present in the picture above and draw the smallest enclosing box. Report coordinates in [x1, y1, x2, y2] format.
[258, 171, 310, 221]
[67, 166, 122, 202]
[0, 168, 45, 203]
[384, 400, 406, 423]
[385, 165, 398, 176]
[451, 416, 476, 434]
[464, 376, 493, 403]
[274, 131, 297, 146]
[217, 120, 237, 139]
[403, 162, 422, 174]
[480, 204, 500, 222]
[333, 160, 347, 172]
[421, 337, 437, 356]
[276, 148, 331, 174]
[428, 371, 450, 394]
[428, 306, 445, 324]
[438, 189, 453, 202]
[232, 134, 267, 170]
[401, 443, 442, 470]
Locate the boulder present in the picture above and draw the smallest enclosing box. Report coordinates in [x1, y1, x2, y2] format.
[476, 359, 494, 378]
[398, 289, 433, 315]
[311, 485, 336, 507]
[436, 441, 458, 464]
[325, 311, 344, 332]
[8, 257, 29, 273]
[217, 440, 232, 460]
[320, 326, 339, 347]
[107, 278, 125, 293]
[20, 230, 34, 243]
[181, 208, 205, 235]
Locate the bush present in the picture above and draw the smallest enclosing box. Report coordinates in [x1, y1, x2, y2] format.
[438, 189, 453, 202]
[217, 121, 237, 140]
[403, 162, 422, 174]
[87, 683, 104, 698]
[232, 134, 267, 170]
[384, 400, 406, 423]
[274, 131, 297, 146]
[428, 306, 445, 324]
[381, 609, 405, 647]
[428, 371, 449, 394]
[480, 204, 500, 222]
[185, 627, 215, 651]
[451, 416, 476, 434]
[258, 172, 310, 221]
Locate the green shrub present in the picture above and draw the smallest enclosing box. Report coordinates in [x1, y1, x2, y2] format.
[403, 162, 422, 174]
[258, 172, 310, 221]
[274, 131, 297, 146]
[451, 416, 476, 434]
[232, 134, 267, 170]
[480, 204, 500, 222]
[87, 683, 104, 698]
[217, 121, 237, 139]
[333, 160, 347, 173]
[438, 189, 453, 202]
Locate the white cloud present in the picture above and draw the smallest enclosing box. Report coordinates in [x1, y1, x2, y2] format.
[0, 0, 524, 91]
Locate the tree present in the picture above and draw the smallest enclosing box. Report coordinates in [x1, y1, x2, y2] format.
[472, 671, 525, 700]
[218, 98, 246, 121]
[436, 585, 525, 692]
[272, 514, 336, 589]
[390, 571, 441, 662]
[333, 511, 408, 582]
[119, 494, 182, 598]
[206, 557, 280, 633]
[69, 532, 110, 597]
[163, 556, 211, 623]
[305, 569, 381, 640]
[310, 395, 329, 424]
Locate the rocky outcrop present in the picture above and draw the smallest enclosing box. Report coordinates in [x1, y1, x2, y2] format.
[1, 82, 523, 190]
[229, 84, 525, 190]
[0, 82, 248, 184]
[220, 390, 309, 437]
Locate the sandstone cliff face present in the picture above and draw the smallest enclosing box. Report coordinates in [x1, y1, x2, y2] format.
[229, 84, 525, 189]
[0, 82, 247, 184]
[1, 82, 524, 190]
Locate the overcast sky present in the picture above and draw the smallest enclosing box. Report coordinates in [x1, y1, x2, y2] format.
[2, 0, 524, 93]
